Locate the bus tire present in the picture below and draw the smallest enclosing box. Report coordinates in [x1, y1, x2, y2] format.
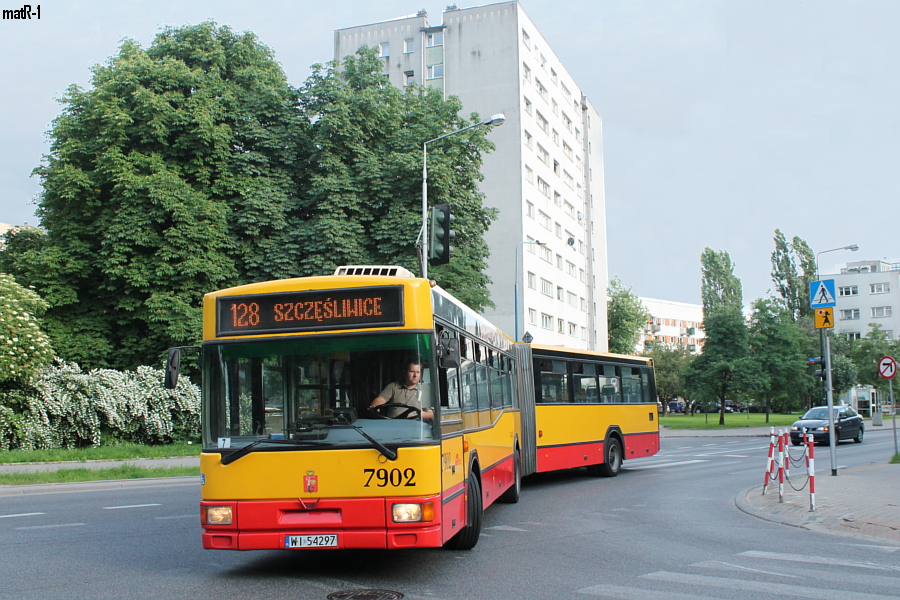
[444, 472, 482, 550]
[498, 450, 521, 504]
[587, 437, 622, 478]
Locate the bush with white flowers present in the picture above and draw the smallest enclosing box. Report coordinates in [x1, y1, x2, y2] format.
[0, 361, 200, 450]
[0, 273, 55, 385]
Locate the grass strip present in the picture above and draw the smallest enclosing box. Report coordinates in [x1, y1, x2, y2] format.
[659, 413, 798, 430]
[0, 442, 199, 464]
[0, 464, 199, 486]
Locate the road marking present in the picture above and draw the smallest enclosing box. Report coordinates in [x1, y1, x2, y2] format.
[485, 525, 529, 531]
[626, 460, 708, 471]
[642, 571, 895, 599]
[577, 583, 703, 599]
[14, 523, 85, 530]
[692, 560, 798, 578]
[740, 551, 900, 573]
[0, 512, 45, 519]
[102, 504, 162, 510]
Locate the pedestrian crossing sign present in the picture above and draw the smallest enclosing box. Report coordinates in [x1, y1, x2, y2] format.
[809, 279, 836, 308]
[815, 307, 834, 329]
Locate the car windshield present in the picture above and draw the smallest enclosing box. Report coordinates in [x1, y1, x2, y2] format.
[202, 333, 436, 450]
[801, 407, 835, 420]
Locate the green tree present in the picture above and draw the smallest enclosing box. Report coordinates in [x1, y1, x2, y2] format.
[0, 274, 55, 388]
[293, 48, 498, 309]
[684, 305, 759, 424]
[849, 324, 898, 396]
[700, 247, 742, 316]
[747, 297, 808, 418]
[770, 230, 816, 321]
[606, 277, 650, 355]
[646, 343, 694, 410]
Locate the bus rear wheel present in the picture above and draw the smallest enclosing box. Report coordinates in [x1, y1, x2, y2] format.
[587, 437, 622, 478]
[444, 472, 482, 550]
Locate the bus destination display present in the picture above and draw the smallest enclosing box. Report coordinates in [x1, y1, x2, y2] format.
[216, 286, 404, 336]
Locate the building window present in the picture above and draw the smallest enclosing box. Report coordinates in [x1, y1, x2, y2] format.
[537, 177, 550, 197]
[404, 39, 414, 53]
[524, 130, 533, 149]
[872, 306, 893, 318]
[556, 254, 563, 269]
[552, 129, 560, 146]
[553, 160, 561, 176]
[563, 142, 573, 161]
[840, 308, 860, 320]
[566, 261, 576, 277]
[525, 165, 533, 183]
[541, 313, 553, 330]
[539, 245, 552, 263]
[562, 112, 573, 132]
[538, 211, 551, 230]
[556, 318, 565, 333]
[839, 285, 858, 297]
[556, 286, 564, 301]
[522, 62, 531, 83]
[536, 79, 548, 101]
[528, 309, 537, 325]
[536, 112, 549, 134]
[427, 32, 443, 47]
[845, 332, 862, 340]
[379, 42, 390, 57]
[568, 322, 577, 336]
[551, 99, 558, 115]
[564, 202, 575, 218]
[526, 201, 534, 218]
[553, 191, 562, 207]
[537, 144, 549, 165]
[561, 83, 571, 101]
[524, 96, 532, 116]
[404, 71, 414, 86]
[427, 64, 444, 79]
[522, 29, 531, 49]
[567, 291, 577, 307]
[871, 283, 891, 294]
[527, 272, 536, 289]
[555, 222, 562, 238]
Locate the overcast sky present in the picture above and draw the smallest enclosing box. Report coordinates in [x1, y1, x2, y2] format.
[1, 0, 897, 305]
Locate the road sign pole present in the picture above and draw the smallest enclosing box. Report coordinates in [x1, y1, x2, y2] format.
[825, 333, 837, 477]
[891, 378, 897, 457]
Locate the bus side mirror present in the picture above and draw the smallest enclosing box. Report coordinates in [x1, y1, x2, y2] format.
[438, 337, 460, 369]
[164, 348, 181, 390]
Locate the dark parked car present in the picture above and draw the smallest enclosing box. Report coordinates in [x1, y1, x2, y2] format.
[789, 405, 864, 446]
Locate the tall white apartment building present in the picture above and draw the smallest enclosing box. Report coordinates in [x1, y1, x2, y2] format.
[334, 2, 608, 350]
[826, 260, 900, 340]
[637, 298, 706, 354]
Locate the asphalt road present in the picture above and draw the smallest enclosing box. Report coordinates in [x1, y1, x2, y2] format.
[1, 432, 897, 600]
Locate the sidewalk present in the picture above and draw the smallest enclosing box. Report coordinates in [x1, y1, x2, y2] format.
[660, 425, 900, 545]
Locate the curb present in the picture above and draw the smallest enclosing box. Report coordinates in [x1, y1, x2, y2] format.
[0, 476, 199, 497]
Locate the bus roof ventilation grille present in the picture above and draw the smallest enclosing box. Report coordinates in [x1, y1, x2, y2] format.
[333, 266, 416, 278]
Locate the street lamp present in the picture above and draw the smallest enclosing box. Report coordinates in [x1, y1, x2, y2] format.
[814, 243, 858, 477]
[420, 113, 506, 278]
[515, 240, 545, 342]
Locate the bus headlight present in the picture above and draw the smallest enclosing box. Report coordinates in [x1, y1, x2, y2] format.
[392, 502, 435, 523]
[203, 506, 233, 525]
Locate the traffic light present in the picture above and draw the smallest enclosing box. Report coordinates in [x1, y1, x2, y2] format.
[808, 356, 827, 379]
[428, 203, 455, 266]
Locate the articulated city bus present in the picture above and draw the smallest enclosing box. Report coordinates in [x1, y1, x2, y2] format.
[167, 266, 658, 551]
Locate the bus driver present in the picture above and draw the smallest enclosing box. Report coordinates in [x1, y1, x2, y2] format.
[370, 360, 434, 422]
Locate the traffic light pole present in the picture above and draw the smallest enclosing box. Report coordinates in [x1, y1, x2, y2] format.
[824, 333, 838, 476]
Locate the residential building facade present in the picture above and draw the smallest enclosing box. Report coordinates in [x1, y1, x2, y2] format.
[334, 2, 608, 350]
[637, 298, 705, 354]
[826, 260, 900, 341]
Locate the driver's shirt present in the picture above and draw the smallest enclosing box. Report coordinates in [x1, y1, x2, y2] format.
[378, 381, 423, 418]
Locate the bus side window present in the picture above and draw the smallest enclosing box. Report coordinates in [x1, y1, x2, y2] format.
[599, 364, 620, 403]
[640, 368, 654, 403]
[539, 359, 568, 403]
[571, 361, 597, 403]
[620, 366, 642, 403]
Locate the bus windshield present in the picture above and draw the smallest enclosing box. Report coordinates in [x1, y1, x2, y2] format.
[202, 333, 436, 450]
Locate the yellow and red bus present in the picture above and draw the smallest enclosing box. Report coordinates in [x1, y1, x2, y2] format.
[167, 266, 658, 551]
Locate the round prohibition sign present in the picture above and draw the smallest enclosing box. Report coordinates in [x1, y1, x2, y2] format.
[879, 356, 897, 379]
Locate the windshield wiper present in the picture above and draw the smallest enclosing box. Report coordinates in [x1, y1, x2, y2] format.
[220, 438, 329, 465]
[326, 424, 398, 461]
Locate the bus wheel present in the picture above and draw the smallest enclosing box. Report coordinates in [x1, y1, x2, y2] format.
[587, 437, 622, 478]
[498, 450, 521, 504]
[444, 473, 482, 550]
